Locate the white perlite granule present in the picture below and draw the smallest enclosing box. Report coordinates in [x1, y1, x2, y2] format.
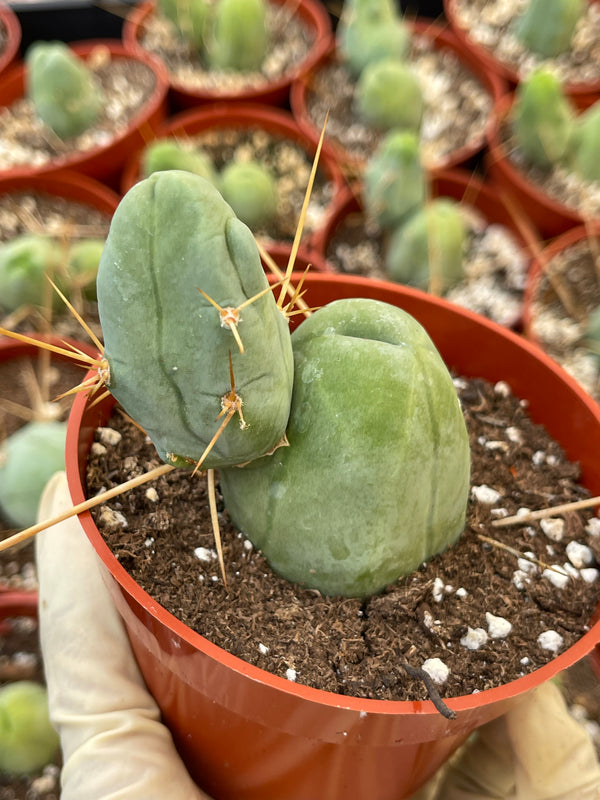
[537, 630, 564, 653]
[565, 541, 594, 569]
[471, 484, 503, 504]
[486, 612, 512, 639]
[540, 518, 565, 542]
[422, 658, 450, 685]
[460, 627, 489, 650]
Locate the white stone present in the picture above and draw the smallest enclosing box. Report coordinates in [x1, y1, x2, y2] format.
[585, 518, 600, 537]
[460, 627, 489, 650]
[566, 541, 594, 568]
[285, 668, 297, 681]
[422, 658, 450, 685]
[471, 485, 503, 504]
[194, 547, 216, 563]
[432, 577, 445, 603]
[486, 612, 512, 639]
[98, 506, 127, 530]
[540, 518, 565, 542]
[512, 569, 531, 590]
[517, 557, 537, 575]
[456, 587, 468, 598]
[542, 566, 570, 590]
[97, 426, 122, 446]
[506, 426, 523, 444]
[145, 487, 159, 503]
[494, 380, 511, 397]
[537, 630, 564, 653]
[258, 643, 269, 655]
[581, 568, 600, 584]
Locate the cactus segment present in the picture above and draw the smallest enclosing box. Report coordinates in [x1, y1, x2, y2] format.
[0, 420, 67, 528]
[362, 130, 427, 229]
[355, 58, 423, 132]
[157, 0, 209, 51]
[220, 161, 278, 230]
[0, 235, 65, 312]
[512, 69, 575, 170]
[385, 199, 466, 292]
[96, 170, 293, 470]
[0, 682, 59, 775]
[571, 101, 600, 182]
[514, 0, 585, 58]
[141, 139, 220, 187]
[220, 297, 471, 598]
[26, 41, 103, 139]
[337, 0, 410, 77]
[206, 0, 268, 71]
[65, 238, 105, 301]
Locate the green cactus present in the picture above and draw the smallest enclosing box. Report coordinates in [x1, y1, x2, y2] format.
[0, 420, 67, 528]
[96, 170, 293, 470]
[141, 139, 219, 186]
[583, 306, 600, 360]
[0, 682, 59, 775]
[66, 238, 105, 301]
[206, 0, 268, 72]
[512, 69, 576, 170]
[514, 0, 585, 58]
[385, 199, 466, 293]
[26, 41, 103, 140]
[157, 0, 208, 52]
[355, 57, 423, 132]
[362, 130, 427, 229]
[220, 297, 470, 598]
[570, 101, 600, 182]
[337, 0, 410, 77]
[220, 161, 278, 230]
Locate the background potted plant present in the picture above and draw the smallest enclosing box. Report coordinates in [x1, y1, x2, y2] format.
[0, 3, 21, 78]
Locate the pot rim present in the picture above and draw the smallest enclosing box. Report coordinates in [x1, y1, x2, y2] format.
[0, 4, 21, 78]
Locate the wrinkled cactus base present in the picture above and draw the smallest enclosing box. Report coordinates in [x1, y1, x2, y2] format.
[220, 298, 471, 598]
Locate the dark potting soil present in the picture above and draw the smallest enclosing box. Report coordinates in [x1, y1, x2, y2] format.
[86, 374, 600, 708]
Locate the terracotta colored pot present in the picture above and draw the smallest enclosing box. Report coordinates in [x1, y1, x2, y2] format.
[0, 170, 120, 216]
[122, 0, 333, 109]
[0, 590, 38, 622]
[310, 167, 539, 329]
[289, 19, 507, 175]
[66, 273, 600, 800]
[0, 40, 169, 189]
[120, 102, 346, 252]
[444, 0, 600, 107]
[0, 3, 21, 78]
[485, 94, 593, 239]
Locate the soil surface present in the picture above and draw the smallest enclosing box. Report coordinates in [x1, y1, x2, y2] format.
[86, 371, 600, 708]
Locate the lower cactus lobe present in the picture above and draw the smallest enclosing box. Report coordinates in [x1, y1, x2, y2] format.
[96, 170, 294, 470]
[220, 297, 470, 598]
[514, 0, 584, 58]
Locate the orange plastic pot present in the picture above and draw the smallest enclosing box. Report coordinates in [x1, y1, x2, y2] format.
[444, 0, 600, 107]
[0, 40, 169, 189]
[122, 0, 333, 109]
[0, 3, 21, 78]
[289, 19, 507, 174]
[65, 273, 600, 800]
[0, 170, 120, 216]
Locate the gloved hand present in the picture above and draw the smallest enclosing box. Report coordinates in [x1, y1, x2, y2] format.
[35, 473, 600, 800]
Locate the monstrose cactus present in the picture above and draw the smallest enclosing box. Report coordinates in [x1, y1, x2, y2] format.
[336, 0, 410, 77]
[355, 57, 424, 133]
[141, 139, 220, 185]
[157, 0, 208, 52]
[220, 161, 278, 229]
[206, 0, 268, 71]
[514, 0, 585, 58]
[571, 100, 600, 182]
[0, 682, 59, 775]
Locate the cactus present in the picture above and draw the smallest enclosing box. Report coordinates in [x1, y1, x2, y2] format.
[570, 101, 600, 182]
[157, 0, 208, 52]
[514, 0, 585, 58]
[220, 161, 278, 230]
[337, 0, 410, 77]
[385, 199, 466, 293]
[0, 235, 66, 313]
[0, 682, 59, 775]
[26, 41, 103, 139]
[65, 238, 105, 301]
[141, 139, 219, 186]
[362, 130, 427, 229]
[220, 297, 470, 597]
[512, 69, 576, 170]
[355, 58, 423, 132]
[206, 0, 268, 72]
[0, 420, 67, 528]
[96, 170, 293, 470]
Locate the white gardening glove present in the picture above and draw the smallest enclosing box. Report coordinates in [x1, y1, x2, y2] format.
[35, 471, 211, 800]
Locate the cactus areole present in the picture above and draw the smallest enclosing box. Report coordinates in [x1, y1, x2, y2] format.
[96, 170, 294, 469]
[220, 298, 471, 597]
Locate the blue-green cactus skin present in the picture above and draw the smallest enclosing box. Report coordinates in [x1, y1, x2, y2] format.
[0, 235, 64, 312]
[514, 0, 585, 58]
[571, 101, 600, 182]
[220, 161, 278, 230]
[0, 682, 59, 776]
[0, 421, 67, 528]
[337, 0, 410, 77]
[220, 298, 470, 598]
[355, 58, 423, 132]
[26, 42, 103, 139]
[206, 0, 268, 71]
[96, 170, 293, 470]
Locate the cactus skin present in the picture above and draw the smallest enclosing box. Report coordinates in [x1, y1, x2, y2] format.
[362, 130, 426, 229]
[0, 421, 67, 528]
[571, 101, 600, 182]
[514, 0, 585, 58]
[0, 682, 59, 775]
[512, 69, 575, 170]
[355, 58, 423, 132]
[385, 199, 466, 292]
[337, 0, 410, 77]
[0, 235, 65, 312]
[220, 161, 278, 230]
[26, 42, 103, 139]
[96, 170, 293, 470]
[157, 0, 208, 52]
[65, 238, 105, 301]
[206, 0, 268, 72]
[142, 140, 219, 186]
[220, 298, 470, 598]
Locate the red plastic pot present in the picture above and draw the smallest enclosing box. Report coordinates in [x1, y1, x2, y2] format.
[0, 40, 169, 189]
[0, 3, 21, 78]
[123, 0, 333, 109]
[66, 272, 600, 800]
[444, 0, 600, 107]
[289, 19, 507, 174]
[0, 170, 120, 216]
[0, 591, 38, 636]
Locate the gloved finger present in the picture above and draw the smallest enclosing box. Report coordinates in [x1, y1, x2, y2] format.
[35, 471, 211, 800]
[434, 680, 600, 799]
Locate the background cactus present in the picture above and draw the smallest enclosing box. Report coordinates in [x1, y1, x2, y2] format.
[220, 161, 278, 230]
[355, 58, 423, 133]
[26, 41, 103, 139]
[336, 0, 410, 77]
[220, 297, 470, 598]
[0, 682, 59, 775]
[141, 139, 219, 186]
[206, 0, 268, 72]
[514, 0, 585, 58]
[512, 69, 576, 170]
[385, 198, 466, 293]
[362, 129, 427, 229]
[570, 100, 600, 182]
[96, 170, 293, 470]
[157, 0, 208, 52]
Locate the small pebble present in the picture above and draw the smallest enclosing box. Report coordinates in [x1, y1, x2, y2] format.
[581, 568, 600, 583]
[194, 547, 216, 563]
[537, 630, 564, 653]
[471, 484, 503, 504]
[486, 612, 512, 639]
[566, 541, 594, 568]
[540, 518, 565, 542]
[422, 658, 450, 685]
[97, 426, 122, 446]
[542, 566, 570, 590]
[258, 643, 269, 655]
[460, 627, 489, 650]
[285, 668, 297, 681]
